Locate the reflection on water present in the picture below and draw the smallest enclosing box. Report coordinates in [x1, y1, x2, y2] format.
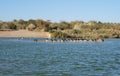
[0, 38, 120, 76]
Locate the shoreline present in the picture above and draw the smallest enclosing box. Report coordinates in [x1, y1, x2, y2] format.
[0, 30, 50, 38]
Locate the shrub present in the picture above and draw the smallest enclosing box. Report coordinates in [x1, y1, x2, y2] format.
[50, 31, 70, 38]
[27, 24, 36, 31]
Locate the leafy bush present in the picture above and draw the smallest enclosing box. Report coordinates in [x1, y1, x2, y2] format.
[51, 31, 70, 38]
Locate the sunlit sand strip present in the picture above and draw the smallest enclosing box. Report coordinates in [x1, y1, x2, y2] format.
[0, 30, 50, 38]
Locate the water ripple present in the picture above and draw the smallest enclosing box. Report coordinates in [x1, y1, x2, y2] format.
[0, 38, 120, 76]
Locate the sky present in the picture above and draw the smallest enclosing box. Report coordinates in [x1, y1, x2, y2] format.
[0, 0, 120, 22]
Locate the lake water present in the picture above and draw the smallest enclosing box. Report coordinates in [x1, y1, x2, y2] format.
[0, 38, 120, 76]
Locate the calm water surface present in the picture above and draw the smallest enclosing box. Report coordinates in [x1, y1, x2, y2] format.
[0, 38, 120, 76]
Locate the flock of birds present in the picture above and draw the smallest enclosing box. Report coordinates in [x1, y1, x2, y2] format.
[33, 38, 104, 43]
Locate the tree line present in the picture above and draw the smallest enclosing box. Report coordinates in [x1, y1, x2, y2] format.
[0, 19, 120, 38]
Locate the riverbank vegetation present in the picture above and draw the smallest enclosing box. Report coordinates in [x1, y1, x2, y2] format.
[0, 19, 120, 38]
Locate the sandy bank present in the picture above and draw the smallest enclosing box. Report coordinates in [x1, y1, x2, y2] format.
[0, 30, 50, 38]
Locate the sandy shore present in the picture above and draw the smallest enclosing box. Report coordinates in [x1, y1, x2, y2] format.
[0, 30, 50, 38]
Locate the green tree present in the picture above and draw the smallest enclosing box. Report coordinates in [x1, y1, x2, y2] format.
[8, 22, 17, 29]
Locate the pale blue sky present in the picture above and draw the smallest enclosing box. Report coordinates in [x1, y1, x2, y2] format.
[0, 0, 120, 22]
